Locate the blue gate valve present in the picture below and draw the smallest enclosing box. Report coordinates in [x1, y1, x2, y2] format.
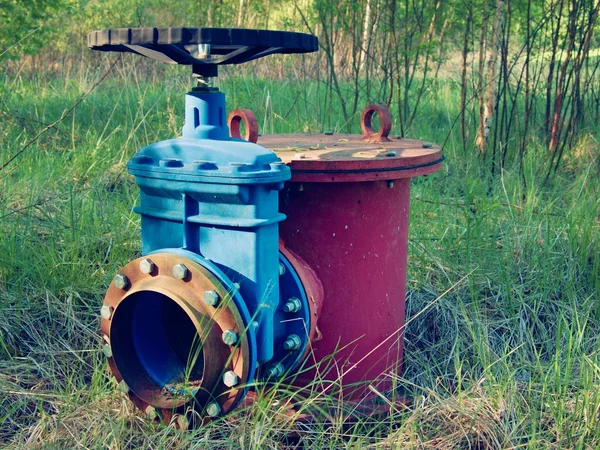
[92, 27, 320, 422]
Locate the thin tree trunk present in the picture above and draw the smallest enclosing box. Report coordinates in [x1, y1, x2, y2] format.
[548, 0, 578, 155]
[477, 0, 505, 156]
[461, 8, 472, 153]
[545, 0, 564, 135]
[476, 0, 490, 155]
[360, 0, 373, 72]
[236, 0, 244, 27]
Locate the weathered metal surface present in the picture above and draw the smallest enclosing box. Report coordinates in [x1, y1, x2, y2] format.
[258, 134, 443, 182]
[279, 178, 414, 398]
[102, 252, 252, 423]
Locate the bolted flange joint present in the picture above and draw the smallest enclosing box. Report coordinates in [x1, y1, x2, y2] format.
[145, 405, 157, 420]
[266, 363, 284, 379]
[113, 274, 130, 290]
[100, 305, 113, 320]
[139, 258, 156, 274]
[223, 370, 239, 387]
[283, 334, 302, 351]
[118, 380, 130, 394]
[102, 344, 113, 358]
[206, 402, 221, 417]
[283, 297, 302, 313]
[222, 329, 238, 346]
[204, 290, 219, 306]
[172, 263, 189, 280]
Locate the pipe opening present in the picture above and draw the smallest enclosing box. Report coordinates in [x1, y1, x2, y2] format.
[111, 290, 205, 408]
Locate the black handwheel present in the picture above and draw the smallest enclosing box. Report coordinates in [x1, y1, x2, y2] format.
[88, 27, 318, 76]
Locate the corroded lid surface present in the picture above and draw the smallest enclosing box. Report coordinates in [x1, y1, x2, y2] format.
[258, 134, 443, 182]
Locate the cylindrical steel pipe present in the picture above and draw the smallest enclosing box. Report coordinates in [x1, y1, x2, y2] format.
[279, 179, 411, 396]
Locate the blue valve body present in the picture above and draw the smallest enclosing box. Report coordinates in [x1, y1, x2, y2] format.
[126, 90, 294, 364]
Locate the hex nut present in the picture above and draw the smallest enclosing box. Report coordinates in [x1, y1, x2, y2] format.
[145, 405, 157, 420]
[172, 263, 189, 280]
[118, 380, 130, 394]
[139, 258, 156, 274]
[206, 402, 221, 417]
[278, 262, 286, 277]
[204, 290, 220, 306]
[422, 142, 433, 148]
[283, 297, 302, 313]
[113, 274, 130, 290]
[222, 329, 238, 345]
[100, 305, 113, 320]
[325, 130, 334, 136]
[102, 344, 113, 358]
[387, 181, 394, 188]
[283, 334, 302, 351]
[267, 363, 284, 378]
[223, 370, 239, 387]
[386, 151, 397, 157]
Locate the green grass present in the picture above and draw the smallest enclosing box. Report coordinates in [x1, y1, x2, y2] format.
[1, 58, 599, 448]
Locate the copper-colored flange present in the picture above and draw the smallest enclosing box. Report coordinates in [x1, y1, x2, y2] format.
[101, 253, 251, 425]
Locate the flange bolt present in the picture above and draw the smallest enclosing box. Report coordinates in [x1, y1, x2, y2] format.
[283, 297, 302, 313]
[283, 334, 302, 351]
[145, 405, 157, 420]
[172, 263, 189, 280]
[118, 380, 130, 394]
[266, 363, 284, 379]
[139, 258, 156, 274]
[278, 262, 286, 277]
[223, 370, 239, 387]
[102, 344, 113, 358]
[100, 305, 113, 320]
[206, 402, 221, 417]
[386, 151, 397, 157]
[222, 329, 238, 345]
[204, 290, 220, 306]
[113, 274, 130, 290]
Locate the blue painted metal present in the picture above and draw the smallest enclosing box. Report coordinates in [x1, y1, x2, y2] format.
[126, 89, 309, 374]
[181, 91, 229, 140]
[271, 252, 311, 375]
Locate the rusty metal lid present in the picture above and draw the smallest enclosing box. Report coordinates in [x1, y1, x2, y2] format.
[229, 104, 443, 182]
[260, 134, 443, 182]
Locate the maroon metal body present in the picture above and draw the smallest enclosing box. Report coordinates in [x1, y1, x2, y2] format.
[258, 131, 443, 400]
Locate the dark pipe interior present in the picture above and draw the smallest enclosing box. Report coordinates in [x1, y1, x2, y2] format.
[110, 290, 205, 407]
